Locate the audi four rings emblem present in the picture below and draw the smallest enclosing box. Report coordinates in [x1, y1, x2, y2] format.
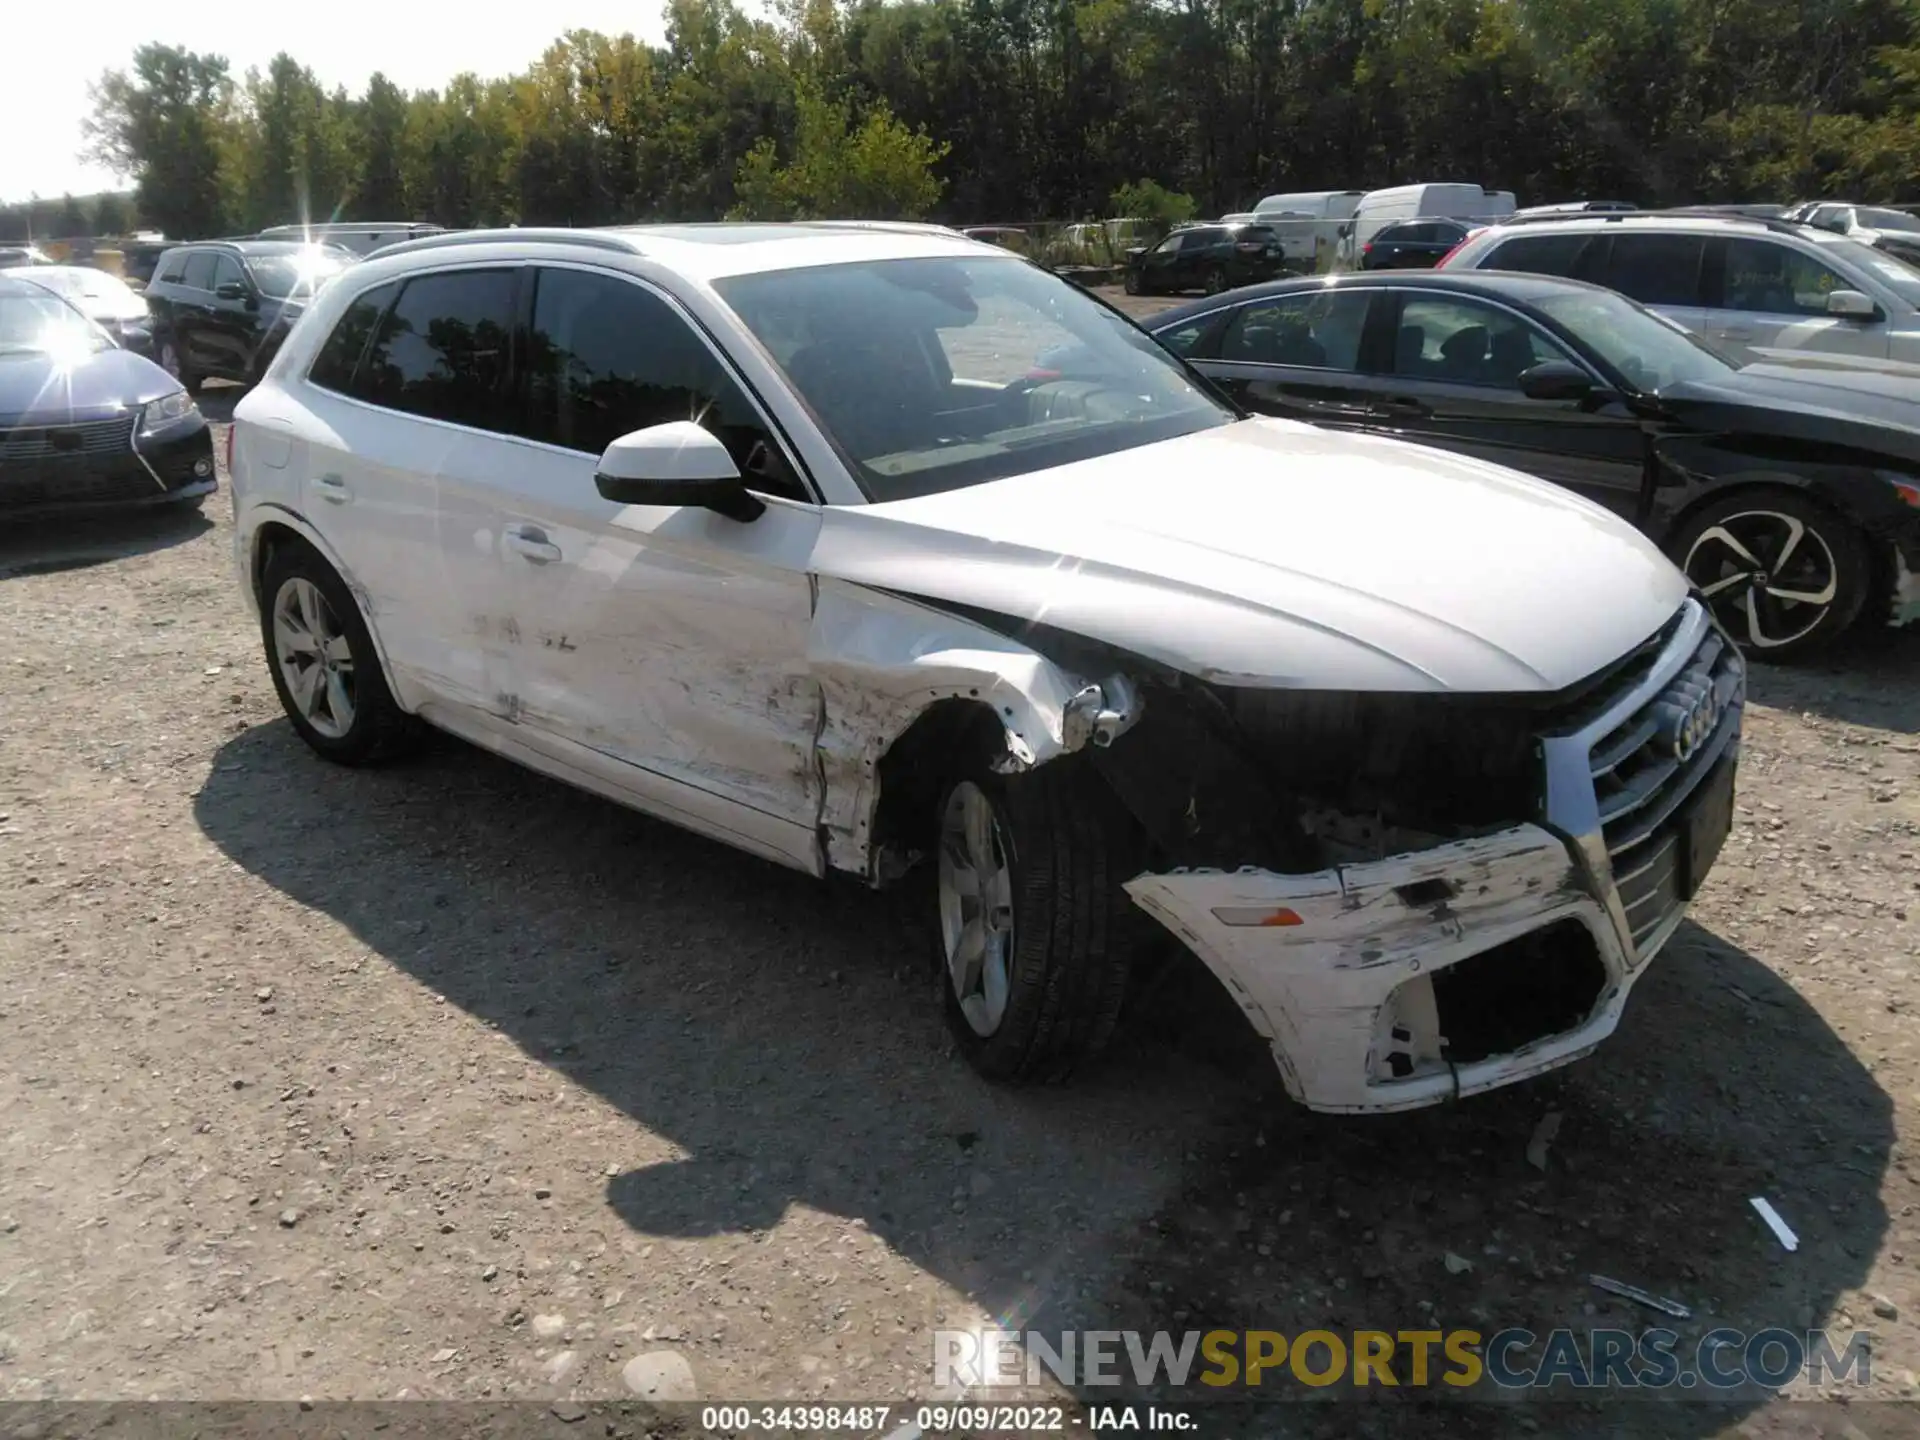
[1652, 675, 1735, 764]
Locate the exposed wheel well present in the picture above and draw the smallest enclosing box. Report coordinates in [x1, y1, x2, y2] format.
[868, 699, 1017, 881]
[250, 520, 310, 606]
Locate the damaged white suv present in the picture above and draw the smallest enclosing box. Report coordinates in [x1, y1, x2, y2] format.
[229, 223, 1745, 1113]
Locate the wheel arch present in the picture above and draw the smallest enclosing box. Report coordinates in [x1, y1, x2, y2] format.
[247, 509, 409, 708]
[808, 579, 1144, 883]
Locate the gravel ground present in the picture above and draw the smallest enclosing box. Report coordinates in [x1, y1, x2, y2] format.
[3, 343, 1920, 1439]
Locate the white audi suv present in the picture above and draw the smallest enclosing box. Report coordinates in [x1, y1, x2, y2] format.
[228, 223, 1745, 1113]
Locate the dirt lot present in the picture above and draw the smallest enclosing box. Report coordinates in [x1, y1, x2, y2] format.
[3, 342, 1920, 1439]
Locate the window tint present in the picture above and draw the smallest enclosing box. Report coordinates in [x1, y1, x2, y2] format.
[156, 251, 188, 284]
[1720, 239, 1848, 317]
[523, 266, 806, 501]
[309, 282, 399, 395]
[1485, 233, 1592, 277]
[210, 254, 246, 293]
[357, 268, 517, 430]
[180, 252, 217, 291]
[1390, 296, 1576, 388]
[1155, 318, 1215, 356]
[1219, 289, 1371, 369]
[1599, 234, 1705, 306]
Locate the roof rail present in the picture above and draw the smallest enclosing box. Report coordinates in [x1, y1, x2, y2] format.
[365, 227, 640, 260]
[1482, 207, 1815, 238]
[1654, 207, 1814, 237]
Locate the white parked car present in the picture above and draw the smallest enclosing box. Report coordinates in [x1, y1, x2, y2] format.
[229, 223, 1745, 1114]
[1442, 210, 1920, 371]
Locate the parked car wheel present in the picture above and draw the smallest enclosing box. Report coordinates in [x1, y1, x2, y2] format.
[934, 762, 1137, 1082]
[1123, 268, 1143, 296]
[1203, 266, 1227, 295]
[158, 337, 204, 397]
[1671, 490, 1869, 662]
[259, 540, 422, 764]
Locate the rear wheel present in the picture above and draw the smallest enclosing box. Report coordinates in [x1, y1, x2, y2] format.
[1672, 490, 1869, 662]
[259, 539, 422, 764]
[934, 761, 1140, 1082]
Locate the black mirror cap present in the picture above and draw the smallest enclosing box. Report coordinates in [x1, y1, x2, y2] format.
[594, 469, 766, 524]
[1519, 361, 1595, 402]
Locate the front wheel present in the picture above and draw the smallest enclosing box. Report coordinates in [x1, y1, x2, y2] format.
[158, 337, 204, 397]
[1123, 268, 1142, 295]
[1203, 266, 1227, 295]
[934, 762, 1140, 1082]
[1671, 490, 1869, 662]
[259, 539, 423, 764]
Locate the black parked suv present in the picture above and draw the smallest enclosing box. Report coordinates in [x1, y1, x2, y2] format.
[1123, 222, 1286, 296]
[145, 240, 353, 392]
[1360, 218, 1475, 269]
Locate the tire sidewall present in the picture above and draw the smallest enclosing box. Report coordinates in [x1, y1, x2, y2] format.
[932, 773, 1043, 1076]
[259, 542, 400, 762]
[1671, 490, 1869, 662]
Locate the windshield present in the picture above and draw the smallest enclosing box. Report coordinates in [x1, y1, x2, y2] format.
[713, 256, 1234, 501]
[1858, 208, 1920, 234]
[23, 269, 140, 307]
[247, 251, 349, 299]
[0, 291, 109, 359]
[1820, 236, 1920, 305]
[1532, 289, 1734, 392]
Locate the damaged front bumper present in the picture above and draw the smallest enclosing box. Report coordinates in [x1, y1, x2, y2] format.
[1125, 598, 1745, 1115]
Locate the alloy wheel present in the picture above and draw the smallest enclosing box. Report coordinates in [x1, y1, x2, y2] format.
[272, 577, 357, 739]
[937, 781, 1015, 1037]
[1683, 509, 1840, 651]
[160, 342, 181, 379]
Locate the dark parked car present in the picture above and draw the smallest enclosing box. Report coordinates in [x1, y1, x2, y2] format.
[0, 275, 216, 517]
[145, 239, 353, 392]
[1360, 218, 1475, 270]
[120, 240, 173, 288]
[1146, 270, 1920, 660]
[1123, 222, 1286, 296]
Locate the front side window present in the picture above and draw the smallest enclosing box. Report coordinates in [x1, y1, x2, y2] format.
[356, 268, 517, 430]
[714, 255, 1234, 501]
[1391, 295, 1576, 388]
[210, 254, 246, 293]
[1720, 239, 1848, 317]
[1600, 234, 1706, 307]
[1218, 288, 1372, 369]
[308, 281, 400, 395]
[521, 266, 805, 501]
[1532, 289, 1734, 392]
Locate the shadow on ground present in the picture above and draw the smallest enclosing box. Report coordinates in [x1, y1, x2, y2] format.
[1744, 625, 1920, 731]
[0, 500, 211, 578]
[192, 721, 1892, 1437]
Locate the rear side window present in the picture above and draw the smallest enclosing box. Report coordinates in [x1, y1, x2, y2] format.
[1598, 234, 1705, 307]
[1484, 233, 1592, 277]
[522, 266, 806, 500]
[156, 251, 189, 284]
[1219, 289, 1372, 369]
[180, 252, 217, 291]
[308, 282, 400, 395]
[357, 269, 518, 431]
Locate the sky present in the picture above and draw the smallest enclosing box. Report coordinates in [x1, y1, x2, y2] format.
[3, 0, 674, 204]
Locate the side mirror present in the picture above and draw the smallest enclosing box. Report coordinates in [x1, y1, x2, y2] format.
[215, 280, 252, 301]
[593, 421, 765, 523]
[1518, 360, 1596, 402]
[1827, 289, 1879, 320]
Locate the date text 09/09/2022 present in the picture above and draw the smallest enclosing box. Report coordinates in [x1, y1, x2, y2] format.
[697, 1406, 1197, 1433]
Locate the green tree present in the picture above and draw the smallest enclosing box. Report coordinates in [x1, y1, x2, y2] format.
[84, 44, 234, 237]
[94, 193, 132, 235]
[358, 74, 411, 217]
[730, 80, 948, 218]
[57, 193, 92, 237]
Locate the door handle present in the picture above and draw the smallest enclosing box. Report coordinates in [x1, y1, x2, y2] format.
[313, 473, 351, 504]
[504, 524, 563, 564]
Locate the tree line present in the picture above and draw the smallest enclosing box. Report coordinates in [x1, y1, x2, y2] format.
[70, 0, 1920, 244]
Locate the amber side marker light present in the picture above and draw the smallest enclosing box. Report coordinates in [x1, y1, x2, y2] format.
[1211, 906, 1306, 927]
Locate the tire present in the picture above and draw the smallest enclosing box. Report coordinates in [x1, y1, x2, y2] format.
[932, 759, 1142, 1083]
[259, 538, 422, 764]
[1123, 269, 1142, 296]
[158, 337, 205, 397]
[1669, 488, 1870, 663]
[1204, 266, 1227, 295]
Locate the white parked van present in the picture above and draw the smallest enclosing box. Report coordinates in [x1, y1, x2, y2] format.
[1341, 184, 1517, 260]
[1251, 191, 1364, 264]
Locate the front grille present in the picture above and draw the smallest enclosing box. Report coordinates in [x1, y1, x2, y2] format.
[1583, 618, 1745, 950]
[0, 414, 136, 460]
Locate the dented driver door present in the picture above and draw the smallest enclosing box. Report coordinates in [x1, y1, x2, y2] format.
[475, 264, 828, 871]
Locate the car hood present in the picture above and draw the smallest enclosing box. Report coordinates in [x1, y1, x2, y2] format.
[812, 417, 1687, 693]
[0, 345, 179, 424]
[1661, 365, 1920, 465]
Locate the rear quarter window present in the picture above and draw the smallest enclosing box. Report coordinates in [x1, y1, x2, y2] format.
[308, 282, 401, 395]
[1483, 232, 1595, 277]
